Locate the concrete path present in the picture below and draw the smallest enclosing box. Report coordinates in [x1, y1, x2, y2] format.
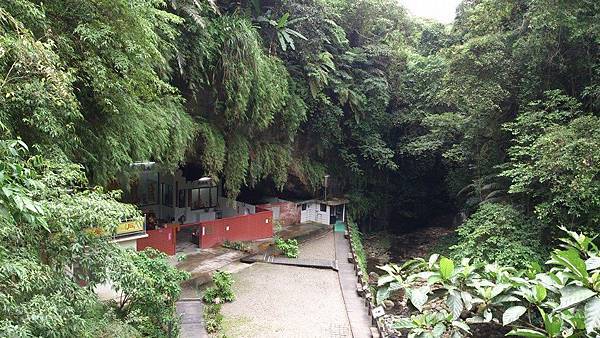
[334, 229, 373, 338]
[221, 231, 352, 337]
[176, 299, 208, 338]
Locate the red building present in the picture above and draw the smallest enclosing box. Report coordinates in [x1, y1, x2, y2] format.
[122, 166, 273, 253]
[255, 198, 301, 226]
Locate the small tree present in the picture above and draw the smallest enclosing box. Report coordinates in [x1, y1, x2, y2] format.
[109, 249, 189, 337]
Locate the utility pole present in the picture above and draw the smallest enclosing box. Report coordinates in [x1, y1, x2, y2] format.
[323, 174, 330, 201]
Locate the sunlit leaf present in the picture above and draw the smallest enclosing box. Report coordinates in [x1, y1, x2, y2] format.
[502, 306, 527, 325]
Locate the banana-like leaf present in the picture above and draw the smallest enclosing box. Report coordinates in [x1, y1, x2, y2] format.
[408, 286, 429, 312]
[551, 249, 588, 280]
[447, 290, 464, 319]
[584, 296, 600, 334]
[502, 306, 527, 325]
[506, 329, 546, 337]
[440, 257, 454, 280]
[555, 285, 596, 312]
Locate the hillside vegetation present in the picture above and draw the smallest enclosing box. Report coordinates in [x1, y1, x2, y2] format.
[1, 0, 598, 336]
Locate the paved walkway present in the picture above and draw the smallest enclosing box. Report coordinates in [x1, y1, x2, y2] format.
[176, 299, 208, 338]
[334, 227, 373, 338]
[176, 227, 372, 338]
[221, 231, 352, 337]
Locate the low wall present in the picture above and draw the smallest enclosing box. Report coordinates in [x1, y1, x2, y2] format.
[256, 201, 300, 226]
[136, 227, 176, 255]
[218, 197, 256, 218]
[347, 221, 384, 337]
[198, 210, 273, 248]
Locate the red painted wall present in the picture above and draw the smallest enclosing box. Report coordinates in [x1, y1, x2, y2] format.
[136, 227, 176, 255]
[256, 201, 300, 226]
[199, 210, 273, 248]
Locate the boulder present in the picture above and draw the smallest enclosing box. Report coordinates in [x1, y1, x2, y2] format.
[368, 271, 379, 284]
[389, 288, 405, 302]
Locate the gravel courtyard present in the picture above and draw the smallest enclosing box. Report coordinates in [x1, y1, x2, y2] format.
[220, 231, 352, 337]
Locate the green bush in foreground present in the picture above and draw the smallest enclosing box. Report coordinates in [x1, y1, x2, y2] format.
[110, 249, 190, 337]
[275, 237, 299, 258]
[0, 140, 186, 337]
[376, 228, 600, 337]
[203, 271, 235, 304]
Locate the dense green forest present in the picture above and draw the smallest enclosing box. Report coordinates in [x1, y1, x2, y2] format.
[1, 0, 599, 336]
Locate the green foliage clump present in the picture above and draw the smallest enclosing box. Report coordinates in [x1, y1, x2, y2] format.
[0, 4, 80, 154]
[177, 12, 307, 197]
[1, 0, 196, 183]
[529, 116, 600, 231]
[450, 203, 544, 268]
[248, 142, 292, 190]
[203, 303, 223, 333]
[502, 91, 600, 233]
[275, 237, 299, 258]
[186, 15, 290, 129]
[203, 271, 235, 304]
[222, 240, 248, 252]
[290, 159, 327, 193]
[195, 122, 226, 178]
[110, 249, 189, 337]
[0, 140, 186, 337]
[377, 228, 600, 337]
[348, 221, 369, 285]
[223, 135, 250, 197]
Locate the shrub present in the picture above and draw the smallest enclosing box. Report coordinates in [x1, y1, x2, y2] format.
[203, 271, 235, 304]
[110, 249, 189, 337]
[348, 221, 369, 285]
[273, 220, 283, 233]
[275, 237, 299, 258]
[203, 304, 223, 333]
[222, 240, 248, 252]
[450, 203, 545, 268]
[376, 227, 600, 337]
[502, 93, 600, 233]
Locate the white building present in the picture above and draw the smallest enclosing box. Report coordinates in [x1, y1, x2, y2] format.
[299, 198, 348, 225]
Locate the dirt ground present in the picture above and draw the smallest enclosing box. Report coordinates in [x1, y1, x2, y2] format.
[363, 226, 456, 272]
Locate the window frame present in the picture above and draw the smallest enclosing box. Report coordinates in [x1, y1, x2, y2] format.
[161, 183, 173, 207]
[190, 186, 217, 210]
[177, 188, 186, 208]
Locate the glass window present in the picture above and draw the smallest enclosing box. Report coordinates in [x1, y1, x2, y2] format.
[191, 187, 217, 210]
[138, 173, 160, 206]
[320, 203, 327, 212]
[177, 189, 186, 208]
[200, 187, 210, 208]
[191, 188, 200, 209]
[210, 186, 218, 206]
[301, 203, 307, 211]
[161, 183, 172, 207]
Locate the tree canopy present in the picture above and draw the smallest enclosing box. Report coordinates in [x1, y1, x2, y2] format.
[1, 0, 599, 335]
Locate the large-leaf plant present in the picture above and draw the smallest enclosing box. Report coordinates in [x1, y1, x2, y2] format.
[377, 228, 600, 337]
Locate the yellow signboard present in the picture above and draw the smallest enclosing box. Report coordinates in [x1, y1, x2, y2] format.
[116, 219, 145, 236]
